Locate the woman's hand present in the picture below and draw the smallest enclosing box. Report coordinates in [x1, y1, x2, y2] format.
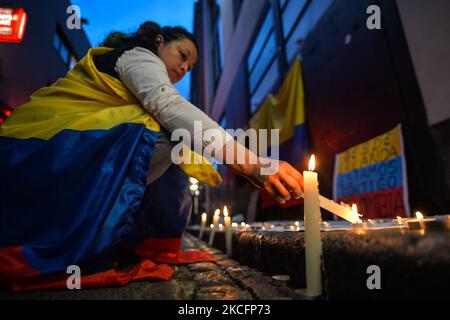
[218, 139, 304, 204]
[245, 159, 304, 204]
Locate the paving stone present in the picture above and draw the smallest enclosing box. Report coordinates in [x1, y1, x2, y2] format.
[217, 259, 240, 269]
[193, 270, 233, 286]
[226, 266, 262, 280]
[188, 262, 220, 273]
[203, 248, 223, 255]
[171, 266, 194, 281]
[232, 274, 292, 300]
[195, 285, 253, 300]
[271, 275, 291, 287]
[212, 253, 228, 261]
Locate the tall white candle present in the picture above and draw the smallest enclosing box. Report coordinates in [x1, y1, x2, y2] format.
[199, 212, 207, 239]
[303, 155, 323, 297]
[208, 209, 220, 246]
[224, 206, 232, 256]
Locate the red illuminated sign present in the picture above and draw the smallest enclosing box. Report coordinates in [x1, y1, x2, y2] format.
[0, 7, 27, 43]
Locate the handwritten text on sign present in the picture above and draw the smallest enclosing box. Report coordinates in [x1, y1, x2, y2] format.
[333, 125, 410, 219]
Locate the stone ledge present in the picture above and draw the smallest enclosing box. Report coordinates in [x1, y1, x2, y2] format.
[187, 227, 450, 299]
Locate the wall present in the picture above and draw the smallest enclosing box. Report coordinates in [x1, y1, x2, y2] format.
[396, 0, 450, 199]
[396, 0, 450, 127]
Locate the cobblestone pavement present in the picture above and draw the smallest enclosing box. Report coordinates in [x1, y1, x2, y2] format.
[0, 233, 301, 300]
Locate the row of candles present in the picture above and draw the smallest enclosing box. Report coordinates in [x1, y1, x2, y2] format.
[197, 154, 447, 299]
[199, 212, 445, 233]
[199, 207, 234, 256]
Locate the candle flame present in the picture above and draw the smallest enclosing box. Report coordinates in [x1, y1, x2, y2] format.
[214, 209, 220, 217]
[219, 223, 223, 228]
[202, 212, 207, 218]
[416, 211, 424, 220]
[241, 222, 246, 227]
[210, 224, 214, 229]
[308, 154, 316, 171]
[223, 206, 228, 217]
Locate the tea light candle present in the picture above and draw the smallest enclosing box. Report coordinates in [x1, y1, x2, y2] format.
[208, 223, 215, 246]
[212, 208, 220, 226]
[351, 204, 370, 229]
[224, 206, 232, 256]
[208, 209, 221, 245]
[406, 211, 434, 230]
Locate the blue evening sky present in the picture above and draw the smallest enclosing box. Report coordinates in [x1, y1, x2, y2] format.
[71, 0, 197, 99]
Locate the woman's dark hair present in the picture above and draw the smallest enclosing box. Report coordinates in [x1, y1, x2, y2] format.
[101, 21, 199, 56]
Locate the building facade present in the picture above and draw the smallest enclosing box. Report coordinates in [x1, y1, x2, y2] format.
[0, 0, 91, 113]
[192, 0, 450, 221]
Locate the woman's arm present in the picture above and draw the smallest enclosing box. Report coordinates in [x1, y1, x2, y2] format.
[216, 139, 304, 204]
[115, 46, 232, 151]
[116, 46, 303, 203]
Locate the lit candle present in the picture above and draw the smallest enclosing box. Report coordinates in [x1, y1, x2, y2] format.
[208, 224, 215, 246]
[351, 204, 369, 229]
[224, 206, 232, 256]
[303, 155, 323, 297]
[199, 212, 207, 240]
[213, 209, 220, 226]
[208, 209, 220, 246]
[395, 216, 404, 225]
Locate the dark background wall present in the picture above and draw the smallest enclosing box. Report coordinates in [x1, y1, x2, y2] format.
[301, 0, 448, 215]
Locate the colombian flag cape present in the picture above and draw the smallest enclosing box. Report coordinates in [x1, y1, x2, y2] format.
[0, 47, 221, 292]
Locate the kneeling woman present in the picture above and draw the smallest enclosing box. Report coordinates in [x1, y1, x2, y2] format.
[0, 22, 304, 292]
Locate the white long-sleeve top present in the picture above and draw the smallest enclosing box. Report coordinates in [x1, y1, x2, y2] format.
[114, 46, 232, 184]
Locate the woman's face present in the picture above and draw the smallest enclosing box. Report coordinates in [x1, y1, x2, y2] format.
[156, 37, 198, 84]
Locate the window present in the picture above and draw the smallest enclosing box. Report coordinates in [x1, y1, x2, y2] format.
[69, 54, 77, 69]
[246, 0, 335, 114]
[281, 0, 308, 39]
[219, 114, 227, 129]
[247, 7, 280, 114]
[53, 28, 77, 69]
[233, 0, 244, 26]
[247, 10, 273, 71]
[211, 0, 224, 90]
[278, 0, 288, 11]
[249, 32, 277, 93]
[250, 58, 279, 113]
[283, 0, 334, 63]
